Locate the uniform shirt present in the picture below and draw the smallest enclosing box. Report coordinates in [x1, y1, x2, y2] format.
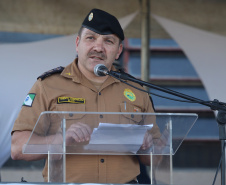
[12, 59, 160, 183]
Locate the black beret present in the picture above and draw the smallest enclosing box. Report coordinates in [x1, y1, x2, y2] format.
[82, 9, 124, 41]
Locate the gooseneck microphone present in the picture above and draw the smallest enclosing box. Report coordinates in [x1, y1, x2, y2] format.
[94, 64, 109, 76]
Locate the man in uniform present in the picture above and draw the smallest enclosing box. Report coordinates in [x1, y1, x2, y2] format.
[11, 9, 160, 183]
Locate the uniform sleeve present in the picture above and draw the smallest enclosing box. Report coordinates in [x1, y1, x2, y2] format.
[12, 79, 50, 135]
[145, 93, 161, 139]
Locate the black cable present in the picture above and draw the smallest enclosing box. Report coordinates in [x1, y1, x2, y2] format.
[149, 91, 206, 104]
[212, 141, 224, 185]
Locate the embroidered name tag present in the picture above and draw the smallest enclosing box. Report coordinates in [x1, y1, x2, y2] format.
[57, 97, 85, 104]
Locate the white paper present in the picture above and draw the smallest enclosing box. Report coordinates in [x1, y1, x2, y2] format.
[84, 123, 153, 154]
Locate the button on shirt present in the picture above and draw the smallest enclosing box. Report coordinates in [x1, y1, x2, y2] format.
[12, 59, 160, 183]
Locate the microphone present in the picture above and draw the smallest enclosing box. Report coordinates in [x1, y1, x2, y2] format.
[94, 64, 109, 76]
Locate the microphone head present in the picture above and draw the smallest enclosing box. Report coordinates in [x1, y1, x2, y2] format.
[94, 64, 108, 76]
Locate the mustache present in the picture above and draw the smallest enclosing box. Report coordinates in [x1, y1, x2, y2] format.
[87, 51, 106, 60]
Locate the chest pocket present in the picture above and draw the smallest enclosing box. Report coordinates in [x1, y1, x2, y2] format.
[53, 104, 98, 130]
[46, 104, 87, 135]
[119, 103, 144, 125]
[55, 104, 86, 120]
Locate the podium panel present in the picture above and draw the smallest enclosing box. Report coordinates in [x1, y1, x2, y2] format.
[23, 112, 198, 184]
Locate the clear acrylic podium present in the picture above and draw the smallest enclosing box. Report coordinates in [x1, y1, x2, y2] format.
[23, 111, 198, 184]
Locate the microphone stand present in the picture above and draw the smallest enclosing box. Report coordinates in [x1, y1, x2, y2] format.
[108, 71, 226, 185]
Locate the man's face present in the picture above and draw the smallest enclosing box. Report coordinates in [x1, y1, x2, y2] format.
[76, 28, 123, 75]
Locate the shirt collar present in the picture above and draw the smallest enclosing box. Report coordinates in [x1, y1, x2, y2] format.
[61, 58, 121, 85]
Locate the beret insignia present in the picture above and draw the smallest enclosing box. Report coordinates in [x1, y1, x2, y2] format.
[88, 12, 93, 21]
[37, 66, 65, 80]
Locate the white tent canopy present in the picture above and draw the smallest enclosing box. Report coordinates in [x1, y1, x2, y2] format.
[153, 14, 226, 107]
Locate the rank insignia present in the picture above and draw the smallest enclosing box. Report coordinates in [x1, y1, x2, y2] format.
[37, 66, 65, 80]
[124, 89, 136, 102]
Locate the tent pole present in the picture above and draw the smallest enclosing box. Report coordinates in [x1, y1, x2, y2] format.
[140, 0, 150, 90]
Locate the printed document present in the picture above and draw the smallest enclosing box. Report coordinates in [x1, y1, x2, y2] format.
[84, 123, 153, 154]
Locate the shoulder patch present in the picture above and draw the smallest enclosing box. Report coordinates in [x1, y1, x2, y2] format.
[23, 93, 36, 107]
[37, 66, 65, 80]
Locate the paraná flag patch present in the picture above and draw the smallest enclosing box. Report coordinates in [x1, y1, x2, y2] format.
[23, 93, 36, 107]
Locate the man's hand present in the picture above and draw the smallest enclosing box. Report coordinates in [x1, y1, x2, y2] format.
[140, 131, 153, 150]
[66, 122, 92, 145]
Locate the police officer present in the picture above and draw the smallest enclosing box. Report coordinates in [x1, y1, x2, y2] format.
[11, 9, 160, 183]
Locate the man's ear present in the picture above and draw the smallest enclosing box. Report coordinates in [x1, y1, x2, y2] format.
[75, 36, 80, 52]
[116, 44, 123, 60]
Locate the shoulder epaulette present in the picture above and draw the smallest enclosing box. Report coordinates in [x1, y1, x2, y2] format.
[37, 66, 65, 80]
